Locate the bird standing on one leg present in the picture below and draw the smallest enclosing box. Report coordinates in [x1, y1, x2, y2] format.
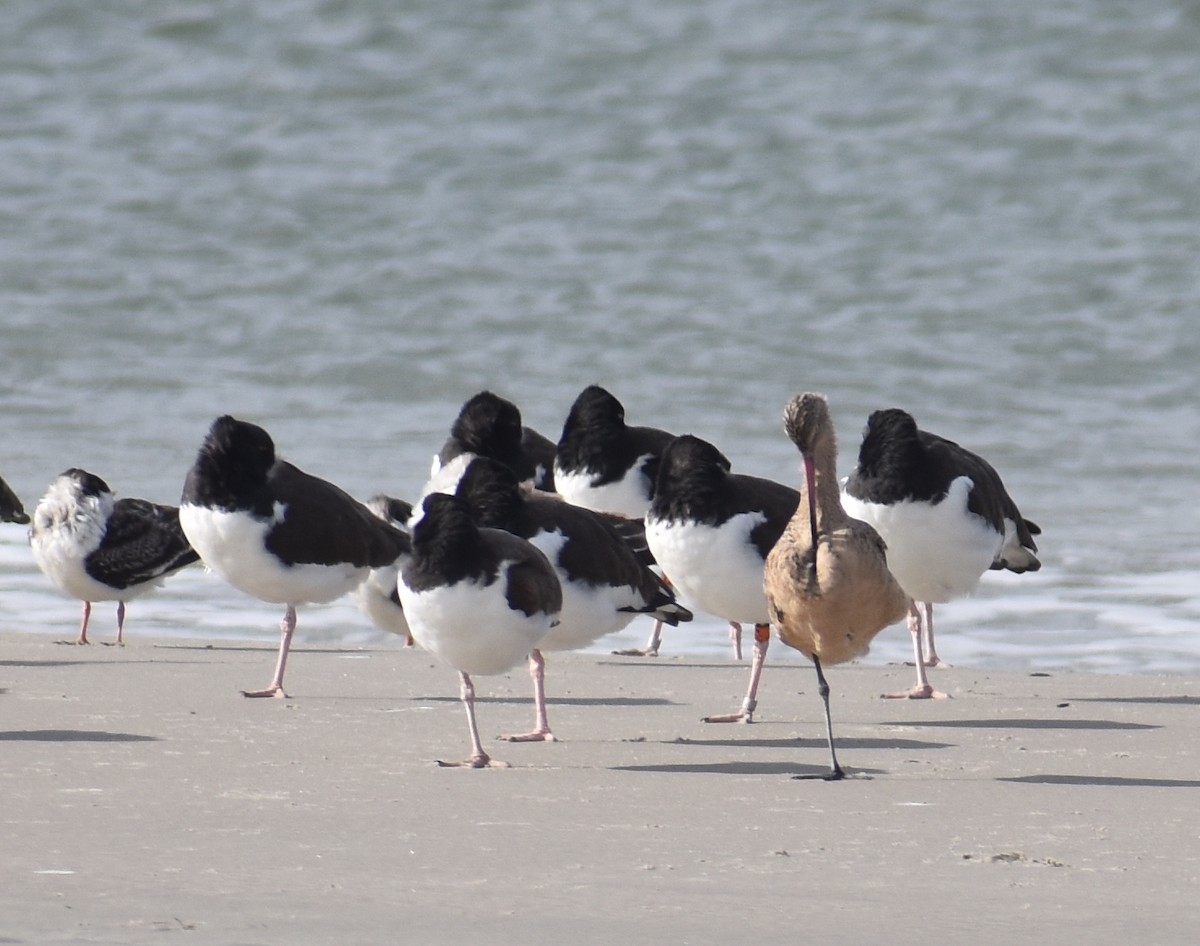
[29, 469, 199, 645]
[180, 416, 410, 697]
[841, 408, 1041, 699]
[764, 393, 908, 780]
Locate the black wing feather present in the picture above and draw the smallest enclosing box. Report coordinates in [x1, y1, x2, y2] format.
[265, 463, 410, 568]
[86, 499, 200, 589]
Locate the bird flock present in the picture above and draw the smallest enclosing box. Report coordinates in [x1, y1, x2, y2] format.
[3, 385, 1040, 780]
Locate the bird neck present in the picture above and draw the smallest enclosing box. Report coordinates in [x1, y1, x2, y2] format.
[802, 445, 842, 532]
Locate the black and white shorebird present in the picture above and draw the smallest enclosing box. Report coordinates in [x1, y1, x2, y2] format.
[29, 469, 199, 645]
[180, 415, 411, 698]
[841, 408, 1041, 699]
[553, 384, 691, 657]
[399, 491, 562, 768]
[646, 435, 799, 723]
[430, 390, 558, 494]
[1, 474, 29, 524]
[353, 495, 414, 646]
[453, 456, 692, 741]
[554, 384, 675, 518]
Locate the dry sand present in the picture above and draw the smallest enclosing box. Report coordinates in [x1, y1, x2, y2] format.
[2, 629, 1198, 945]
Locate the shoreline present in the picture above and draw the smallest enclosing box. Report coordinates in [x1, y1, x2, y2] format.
[2, 631, 1199, 944]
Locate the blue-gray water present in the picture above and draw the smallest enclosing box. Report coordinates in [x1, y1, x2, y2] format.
[2, 0, 1197, 674]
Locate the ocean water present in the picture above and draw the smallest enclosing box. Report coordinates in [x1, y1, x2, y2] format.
[1, 0, 1198, 675]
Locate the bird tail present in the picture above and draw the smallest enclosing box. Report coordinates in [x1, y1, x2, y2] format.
[991, 517, 1041, 573]
[650, 598, 693, 626]
[620, 597, 693, 626]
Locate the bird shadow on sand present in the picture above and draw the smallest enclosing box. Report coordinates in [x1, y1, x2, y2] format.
[593, 660, 749, 670]
[0, 730, 159, 743]
[613, 760, 884, 777]
[154, 644, 384, 656]
[1000, 774, 1200, 788]
[415, 695, 678, 707]
[897, 718, 1158, 731]
[670, 735, 955, 751]
[1063, 696, 1200, 706]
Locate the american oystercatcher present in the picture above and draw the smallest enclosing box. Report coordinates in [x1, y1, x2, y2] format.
[841, 407, 1041, 699]
[29, 469, 199, 645]
[554, 384, 701, 657]
[454, 456, 691, 741]
[554, 384, 675, 518]
[646, 435, 798, 723]
[764, 393, 909, 780]
[180, 415, 410, 697]
[399, 491, 562, 768]
[431, 390, 558, 493]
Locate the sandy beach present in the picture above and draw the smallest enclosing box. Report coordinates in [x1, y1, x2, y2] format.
[2, 629, 1198, 945]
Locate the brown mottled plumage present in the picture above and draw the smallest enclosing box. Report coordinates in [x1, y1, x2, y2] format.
[764, 393, 908, 780]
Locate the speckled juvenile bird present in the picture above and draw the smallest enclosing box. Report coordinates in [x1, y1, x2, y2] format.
[29, 468, 199, 645]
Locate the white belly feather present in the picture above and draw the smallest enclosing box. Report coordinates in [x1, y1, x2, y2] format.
[841, 476, 1001, 602]
[554, 458, 653, 517]
[399, 565, 553, 676]
[180, 504, 368, 605]
[646, 512, 771, 624]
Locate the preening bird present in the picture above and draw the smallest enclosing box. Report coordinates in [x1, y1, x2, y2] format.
[554, 384, 676, 518]
[764, 393, 909, 780]
[430, 390, 558, 493]
[29, 468, 199, 645]
[554, 384, 728, 658]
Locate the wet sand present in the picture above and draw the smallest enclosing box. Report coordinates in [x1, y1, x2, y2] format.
[1, 630, 1197, 944]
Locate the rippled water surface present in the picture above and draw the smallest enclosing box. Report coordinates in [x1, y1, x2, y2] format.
[2, 0, 1198, 674]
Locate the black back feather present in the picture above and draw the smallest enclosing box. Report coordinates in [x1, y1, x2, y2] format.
[650, 435, 800, 561]
[437, 391, 557, 490]
[455, 457, 688, 622]
[404, 491, 562, 618]
[554, 385, 675, 490]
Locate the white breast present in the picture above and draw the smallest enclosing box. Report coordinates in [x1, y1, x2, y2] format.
[180, 504, 368, 605]
[553, 457, 654, 518]
[841, 476, 1001, 602]
[646, 511, 771, 624]
[29, 487, 133, 601]
[399, 565, 554, 676]
[525, 529, 644, 652]
[354, 563, 411, 638]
